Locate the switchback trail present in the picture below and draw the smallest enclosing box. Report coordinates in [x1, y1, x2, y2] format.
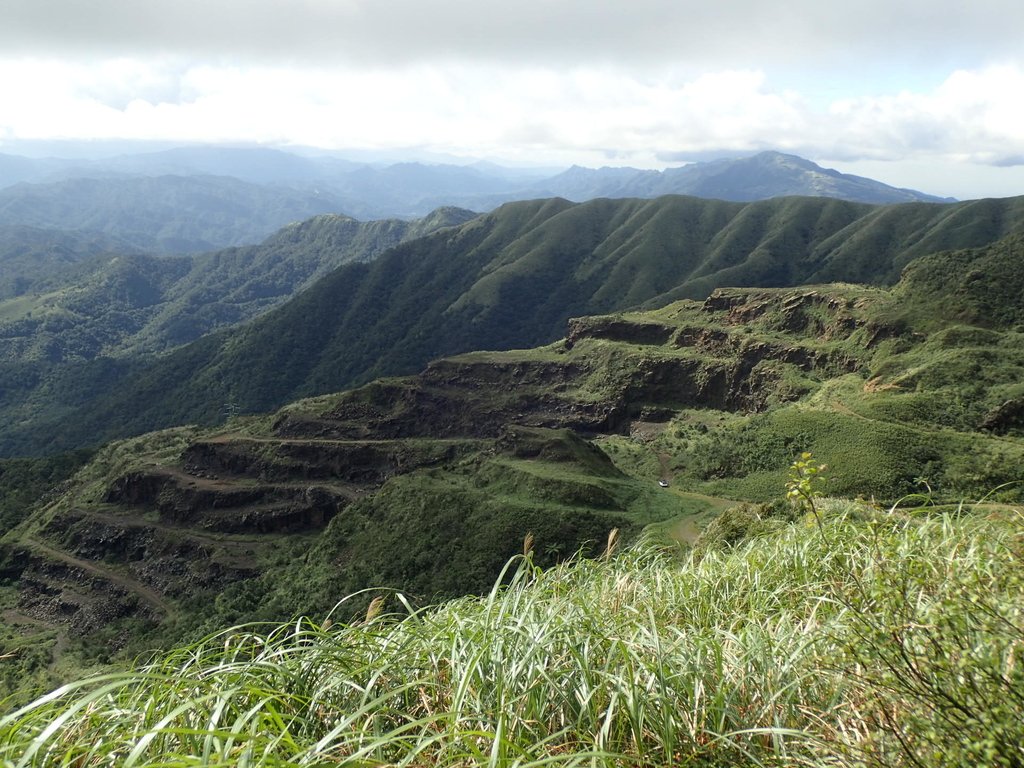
[25, 538, 175, 617]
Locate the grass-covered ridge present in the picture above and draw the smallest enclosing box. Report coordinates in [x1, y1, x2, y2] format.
[4, 233, 1024, 696]
[3, 502, 1021, 767]
[9, 194, 1024, 457]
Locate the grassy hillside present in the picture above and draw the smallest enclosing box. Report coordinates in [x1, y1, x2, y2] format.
[10, 194, 1023, 456]
[2, 503, 1021, 767]
[0, 209, 476, 456]
[2, 232, 1021, 701]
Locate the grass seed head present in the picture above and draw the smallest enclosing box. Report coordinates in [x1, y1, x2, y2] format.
[603, 527, 620, 560]
[365, 595, 386, 624]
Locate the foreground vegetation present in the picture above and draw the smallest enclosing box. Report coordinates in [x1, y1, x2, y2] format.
[4, 233, 1024, 699]
[3, 498, 1021, 767]
[2, 229, 1022, 753]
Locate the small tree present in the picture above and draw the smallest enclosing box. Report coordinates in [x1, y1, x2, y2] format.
[786, 451, 827, 537]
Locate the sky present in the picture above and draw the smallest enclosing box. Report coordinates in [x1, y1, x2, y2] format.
[1, 0, 1022, 200]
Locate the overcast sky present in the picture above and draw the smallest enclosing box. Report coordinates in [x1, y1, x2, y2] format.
[1, 0, 1022, 199]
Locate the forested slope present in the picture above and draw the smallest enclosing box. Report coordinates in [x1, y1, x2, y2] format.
[15, 193, 1021, 456]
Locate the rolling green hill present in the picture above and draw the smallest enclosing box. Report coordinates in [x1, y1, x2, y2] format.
[0, 209, 477, 456]
[0, 207, 478, 362]
[11, 193, 1022, 457]
[1, 232, 1021, 699]
[0, 225, 140, 300]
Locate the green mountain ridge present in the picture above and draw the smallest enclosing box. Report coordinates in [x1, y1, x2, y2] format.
[2, 234, 1022, 696]
[0, 209, 477, 456]
[12, 193, 1022, 458]
[0, 207, 477, 362]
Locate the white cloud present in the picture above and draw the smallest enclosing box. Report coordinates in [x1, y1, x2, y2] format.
[4, 0, 1023, 73]
[0, 61, 807, 159]
[1, 56, 1023, 198]
[825, 66, 1024, 165]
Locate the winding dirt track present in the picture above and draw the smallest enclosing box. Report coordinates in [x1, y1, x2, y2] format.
[24, 538, 175, 616]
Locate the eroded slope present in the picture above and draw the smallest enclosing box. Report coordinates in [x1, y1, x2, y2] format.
[3, 250, 1023, 690]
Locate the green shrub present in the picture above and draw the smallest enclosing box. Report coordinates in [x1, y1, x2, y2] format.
[691, 499, 792, 557]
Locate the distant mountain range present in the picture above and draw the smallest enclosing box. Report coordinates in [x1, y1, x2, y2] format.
[0, 175, 341, 254]
[0, 148, 953, 242]
[531, 152, 956, 205]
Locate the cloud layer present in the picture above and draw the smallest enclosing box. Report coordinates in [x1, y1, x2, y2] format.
[1, 1, 1022, 198]
[4, 1, 1023, 69]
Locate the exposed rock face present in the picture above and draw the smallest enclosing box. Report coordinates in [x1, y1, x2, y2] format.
[980, 398, 1024, 435]
[701, 289, 865, 340]
[11, 544, 164, 635]
[565, 317, 676, 348]
[181, 437, 474, 483]
[104, 467, 345, 532]
[274, 359, 613, 440]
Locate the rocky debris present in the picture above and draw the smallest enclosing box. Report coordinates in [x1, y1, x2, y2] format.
[282, 386, 563, 440]
[700, 288, 873, 342]
[422, 358, 585, 390]
[34, 509, 260, 599]
[104, 468, 348, 532]
[128, 555, 257, 600]
[184, 437, 477, 485]
[104, 470, 167, 506]
[40, 510, 164, 563]
[672, 327, 733, 354]
[13, 547, 161, 633]
[672, 327, 855, 373]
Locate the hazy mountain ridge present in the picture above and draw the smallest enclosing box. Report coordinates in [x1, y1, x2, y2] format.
[0, 148, 951, 225]
[0, 226, 139, 299]
[0, 148, 360, 191]
[0, 174, 342, 254]
[527, 151, 954, 204]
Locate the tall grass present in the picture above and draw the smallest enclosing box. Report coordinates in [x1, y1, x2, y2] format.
[1, 502, 1021, 767]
